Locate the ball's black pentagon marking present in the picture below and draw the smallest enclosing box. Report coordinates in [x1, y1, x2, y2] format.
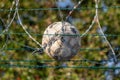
[61, 36, 65, 43]
[70, 27, 77, 34]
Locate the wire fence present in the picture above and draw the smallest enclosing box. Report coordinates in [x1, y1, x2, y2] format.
[0, 64, 120, 69]
[2, 48, 101, 51]
[1, 32, 120, 37]
[0, 0, 120, 70]
[0, 6, 120, 12]
[0, 59, 120, 69]
[0, 59, 120, 63]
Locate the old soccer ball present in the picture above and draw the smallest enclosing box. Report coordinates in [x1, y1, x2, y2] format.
[42, 22, 80, 60]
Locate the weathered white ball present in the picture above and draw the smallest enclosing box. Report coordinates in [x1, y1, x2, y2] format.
[42, 22, 80, 60]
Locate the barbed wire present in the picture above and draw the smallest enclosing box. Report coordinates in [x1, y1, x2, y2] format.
[0, 6, 120, 12]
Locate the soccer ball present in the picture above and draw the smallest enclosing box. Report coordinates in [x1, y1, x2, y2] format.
[42, 22, 80, 60]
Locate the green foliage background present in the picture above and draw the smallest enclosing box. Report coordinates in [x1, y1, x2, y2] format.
[0, 0, 120, 80]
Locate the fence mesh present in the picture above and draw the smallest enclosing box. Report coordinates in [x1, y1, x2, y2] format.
[0, 0, 120, 80]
